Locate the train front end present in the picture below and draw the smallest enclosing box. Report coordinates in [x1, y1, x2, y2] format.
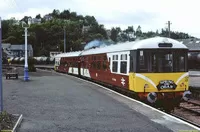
[129, 42, 190, 110]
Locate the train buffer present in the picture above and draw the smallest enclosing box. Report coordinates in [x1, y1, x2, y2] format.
[5, 67, 18, 79]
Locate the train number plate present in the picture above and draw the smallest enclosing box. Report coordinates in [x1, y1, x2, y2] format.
[157, 80, 177, 90]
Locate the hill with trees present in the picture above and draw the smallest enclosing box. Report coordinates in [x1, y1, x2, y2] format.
[1, 9, 195, 56]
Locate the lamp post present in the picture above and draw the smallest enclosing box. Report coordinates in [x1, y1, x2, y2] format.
[22, 18, 31, 81]
[0, 17, 3, 111]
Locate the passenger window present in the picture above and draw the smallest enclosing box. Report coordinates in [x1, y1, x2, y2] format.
[112, 62, 118, 72]
[97, 61, 101, 70]
[112, 55, 118, 72]
[120, 54, 127, 74]
[103, 61, 107, 70]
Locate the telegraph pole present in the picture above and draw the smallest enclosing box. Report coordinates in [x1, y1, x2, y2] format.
[64, 26, 66, 53]
[166, 21, 172, 38]
[0, 17, 3, 111]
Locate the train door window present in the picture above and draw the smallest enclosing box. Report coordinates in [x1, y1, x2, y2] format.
[112, 55, 118, 72]
[120, 54, 127, 74]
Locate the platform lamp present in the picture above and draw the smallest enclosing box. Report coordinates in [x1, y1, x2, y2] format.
[22, 18, 31, 81]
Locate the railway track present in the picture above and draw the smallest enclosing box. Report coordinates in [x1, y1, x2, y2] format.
[179, 100, 200, 115]
[171, 99, 200, 128]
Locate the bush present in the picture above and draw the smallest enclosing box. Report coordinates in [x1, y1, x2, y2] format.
[28, 57, 36, 72]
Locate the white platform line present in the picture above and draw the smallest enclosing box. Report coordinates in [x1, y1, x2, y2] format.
[45, 70, 200, 130]
[12, 114, 23, 132]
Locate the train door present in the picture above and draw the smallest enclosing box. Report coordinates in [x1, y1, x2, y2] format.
[78, 62, 81, 76]
[78, 59, 81, 76]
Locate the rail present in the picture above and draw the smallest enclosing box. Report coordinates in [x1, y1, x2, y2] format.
[179, 101, 200, 115]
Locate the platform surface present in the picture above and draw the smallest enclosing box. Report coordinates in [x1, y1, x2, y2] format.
[3, 68, 199, 132]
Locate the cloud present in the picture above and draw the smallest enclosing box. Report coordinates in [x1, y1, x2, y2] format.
[5, 8, 53, 20]
[0, 0, 200, 37]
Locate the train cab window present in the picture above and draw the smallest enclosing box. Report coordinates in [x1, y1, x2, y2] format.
[174, 52, 187, 72]
[151, 51, 173, 72]
[120, 54, 127, 74]
[137, 49, 187, 73]
[138, 50, 148, 72]
[112, 55, 118, 72]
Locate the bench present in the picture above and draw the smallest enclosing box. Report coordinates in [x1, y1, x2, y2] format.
[5, 67, 19, 80]
[6, 73, 18, 79]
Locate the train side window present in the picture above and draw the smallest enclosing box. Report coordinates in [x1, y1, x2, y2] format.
[120, 54, 127, 74]
[112, 55, 118, 72]
[103, 61, 107, 70]
[104, 55, 107, 60]
[97, 61, 101, 70]
[92, 62, 96, 69]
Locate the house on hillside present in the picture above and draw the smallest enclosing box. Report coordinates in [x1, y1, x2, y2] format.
[31, 18, 41, 24]
[44, 15, 53, 21]
[82, 25, 91, 34]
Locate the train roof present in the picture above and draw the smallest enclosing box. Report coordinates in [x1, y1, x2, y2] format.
[81, 37, 188, 55]
[56, 37, 188, 58]
[54, 51, 82, 58]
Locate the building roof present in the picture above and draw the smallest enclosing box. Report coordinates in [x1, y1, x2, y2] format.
[10, 44, 33, 51]
[177, 39, 200, 51]
[2, 43, 11, 49]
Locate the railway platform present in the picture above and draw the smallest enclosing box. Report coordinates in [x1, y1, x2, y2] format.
[2, 67, 199, 132]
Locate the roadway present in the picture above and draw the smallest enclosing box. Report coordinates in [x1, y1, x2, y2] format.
[3, 68, 199, 131]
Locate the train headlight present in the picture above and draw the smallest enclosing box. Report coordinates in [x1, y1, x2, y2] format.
[182, 91, 192, 101]
[147, 92, 157, 103]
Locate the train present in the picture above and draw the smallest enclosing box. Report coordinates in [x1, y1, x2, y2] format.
[188, 52, 200, 69]
[54, 36, 192, 111]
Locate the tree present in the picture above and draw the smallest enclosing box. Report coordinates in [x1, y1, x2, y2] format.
[135, 25, 142, 37]
[1, 9, 194, 57]
[51, 9, 60, 18]
[35, 14, 41, 19]
[110, 28, 118, 42]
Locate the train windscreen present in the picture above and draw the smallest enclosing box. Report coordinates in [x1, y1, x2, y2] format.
[136, 49, 188, 73]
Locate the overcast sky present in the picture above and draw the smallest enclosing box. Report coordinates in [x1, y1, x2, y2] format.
[0, 0, 200, 37]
